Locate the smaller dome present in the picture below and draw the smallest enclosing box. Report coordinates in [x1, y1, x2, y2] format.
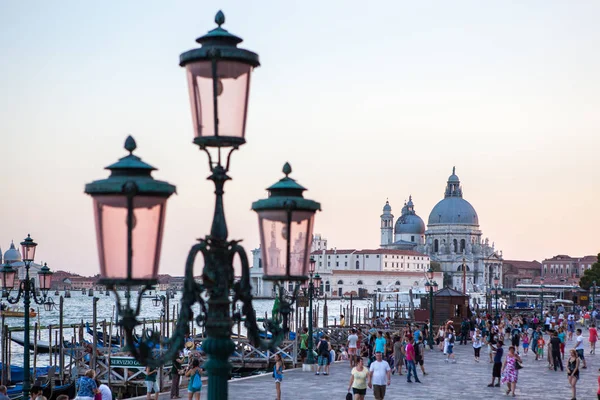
[382, 200, 391, 212]
[448, 166, 459, 183]
[4, 241, 21, 263]
[395, 214, 425, 234]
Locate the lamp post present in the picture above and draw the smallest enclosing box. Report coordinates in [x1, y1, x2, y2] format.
[540, 277, 545, 321]
[152, 294, 170, 337]
[592, 280, 596, 311]
[425, 267, 438, 349]
[84, 11, 320, 400]
[304, 257, 318, 367]
[1, 235, 53, 399]
[493, 275, 500, 320]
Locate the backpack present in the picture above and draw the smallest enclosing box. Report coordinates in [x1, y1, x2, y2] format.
[318, 340, 329, 356]
[414, 342, 422, 361]
[190, 371, 202, 391]
[449, 334, 455, 344]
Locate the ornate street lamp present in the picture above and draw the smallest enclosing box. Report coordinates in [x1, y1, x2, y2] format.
[0, 235, 53, 399]
[493, 275, 500, 319]
[85, 11, 320, 400]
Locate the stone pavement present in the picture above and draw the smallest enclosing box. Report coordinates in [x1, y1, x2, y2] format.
[133, 333, 599, 399]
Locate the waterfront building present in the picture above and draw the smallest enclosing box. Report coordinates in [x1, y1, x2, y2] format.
[380, 168, 503, 294]
[541, 254, 597, 282]
[501, 260, 542, 288]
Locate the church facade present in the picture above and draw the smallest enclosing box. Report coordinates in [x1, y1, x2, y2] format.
[381, 168, 503, 294]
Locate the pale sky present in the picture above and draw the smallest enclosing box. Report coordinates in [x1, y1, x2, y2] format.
[1, 1, 599, 277]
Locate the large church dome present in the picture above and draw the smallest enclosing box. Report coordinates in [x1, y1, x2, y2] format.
[427, 168, 479, 226]
[4, 241, 22, 263]
[395, 196, 426, 234]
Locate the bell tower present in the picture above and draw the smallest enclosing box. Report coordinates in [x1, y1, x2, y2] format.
[380, 200, 394, 246]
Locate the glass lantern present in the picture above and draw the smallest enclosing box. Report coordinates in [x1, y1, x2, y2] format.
[20, 234, 37, 262]
[85, 136, 176, 287]
[180, 11, 260, 148]
[1, 263, 17, 293]
[252, 163, 320, 282]
[38, 263, 53, 295]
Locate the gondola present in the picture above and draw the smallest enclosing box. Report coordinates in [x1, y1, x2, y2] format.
[86, 322, 123, 346]
[10, 335, 72, 354]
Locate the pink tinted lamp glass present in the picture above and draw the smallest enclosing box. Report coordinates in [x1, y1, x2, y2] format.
[21, 241, 37, 262]
[186, 60, 252, 141]
[93, 195, 168, 282]
[2, 268, 16, 290]
[257, 210, 314, 279]
[39, 272, 52, 291]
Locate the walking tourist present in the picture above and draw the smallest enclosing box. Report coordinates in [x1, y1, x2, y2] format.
[575, 329, 588, 369]
[273, 353, 284, 400]
[416, 336, 427, 375]
[567, 349, 581, 400]
[299, 327, 309, 364]
[95, 380, 112, 400]
[445, 326, 456, 363]
[348, 356, 368, 400]
[488, 340, 503, 388]
[169, 353, 184, 398]
[536, 331, 545, 361]
[392, 336, 404, 375]
[558, 327, 567, 359]
[590, 324, 598, 355]
[0, 386, 8, 400]
[437, 325, 446, 351]
[145, 366, 160, 400]
[186, 358, 204, 400]
[348, 328, 359, 367]
[550, 331, 563, 371]
[30, 386, 43, 400]
[473, 328, 483, 362]
[316, 335, 331, 375]
[460, 318, 469, 345]
[76, 370, 99, 400]
[367, 351, 391, 400]
[375, 331, 386, 354]
[405, 336, 421, 383]
[501, 345, 521, 397]
[521, 331, 530, 356]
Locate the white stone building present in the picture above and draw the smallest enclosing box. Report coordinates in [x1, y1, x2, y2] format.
[380, 168, 503, 294]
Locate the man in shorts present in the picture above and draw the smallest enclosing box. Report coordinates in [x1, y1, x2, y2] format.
[368, 351, 391, 400]
[575, 329, 588, 369]
[299, 327, 308, 363]
[347, 328, 359, 367]
[316, 335, 330, 375]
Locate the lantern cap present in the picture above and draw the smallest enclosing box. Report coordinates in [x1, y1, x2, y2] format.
[20, 234, 37, 249]
[39, 262, 52, 275]
[84, 136, 177, 197]
[251, 163, 321, 212]
[179, 10, 260, 68]
[1, 262, 16, 274]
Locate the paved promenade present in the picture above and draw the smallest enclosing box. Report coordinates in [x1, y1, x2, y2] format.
[135, 334, 599, 399]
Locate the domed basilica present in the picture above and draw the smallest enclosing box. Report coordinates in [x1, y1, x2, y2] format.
[380, 168, 503, 293]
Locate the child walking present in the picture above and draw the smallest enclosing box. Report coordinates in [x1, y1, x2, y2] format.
[273, 354, 284, 400]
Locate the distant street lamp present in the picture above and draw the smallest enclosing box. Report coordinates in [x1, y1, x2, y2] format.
[493, 275, 500, 319]
[592, 280, 596, 311]
[425, 267, 438, 349]
[84, 11, 320, 400]
[1, 235, 53, 399]
[304, 257, 317, 367]
[540, 277, 545, 321]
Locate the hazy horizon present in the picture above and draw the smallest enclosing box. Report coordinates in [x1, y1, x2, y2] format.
[1, 1, 598, 276]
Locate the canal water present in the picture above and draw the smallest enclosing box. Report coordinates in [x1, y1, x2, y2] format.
[2, 291, 372, 367]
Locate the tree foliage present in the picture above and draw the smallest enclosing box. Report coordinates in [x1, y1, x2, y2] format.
[579, 253, 600, 290]
[430, 262, 442, 272]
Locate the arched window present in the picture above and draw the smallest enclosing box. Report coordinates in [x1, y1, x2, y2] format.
[357, 280, 363, 285]
[355, 261, 360, 270]
[376, 281, 382, 285]
[325, 281, 330, 292]
[411, 235, 415, 242]
[460, 239, 466, 253]
[395, 281, 401, 285]
[453, 239, 458, 252]
[434, 239, 439, 253]
[337, 280, 344, 285]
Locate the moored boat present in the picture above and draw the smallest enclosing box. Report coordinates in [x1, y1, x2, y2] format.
[0, 306, 36, 318]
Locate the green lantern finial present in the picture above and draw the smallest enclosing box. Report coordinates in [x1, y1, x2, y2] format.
[124, 136, 137, 154]
[215, 10, 225, 27]
[282, 162, 292, 177]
